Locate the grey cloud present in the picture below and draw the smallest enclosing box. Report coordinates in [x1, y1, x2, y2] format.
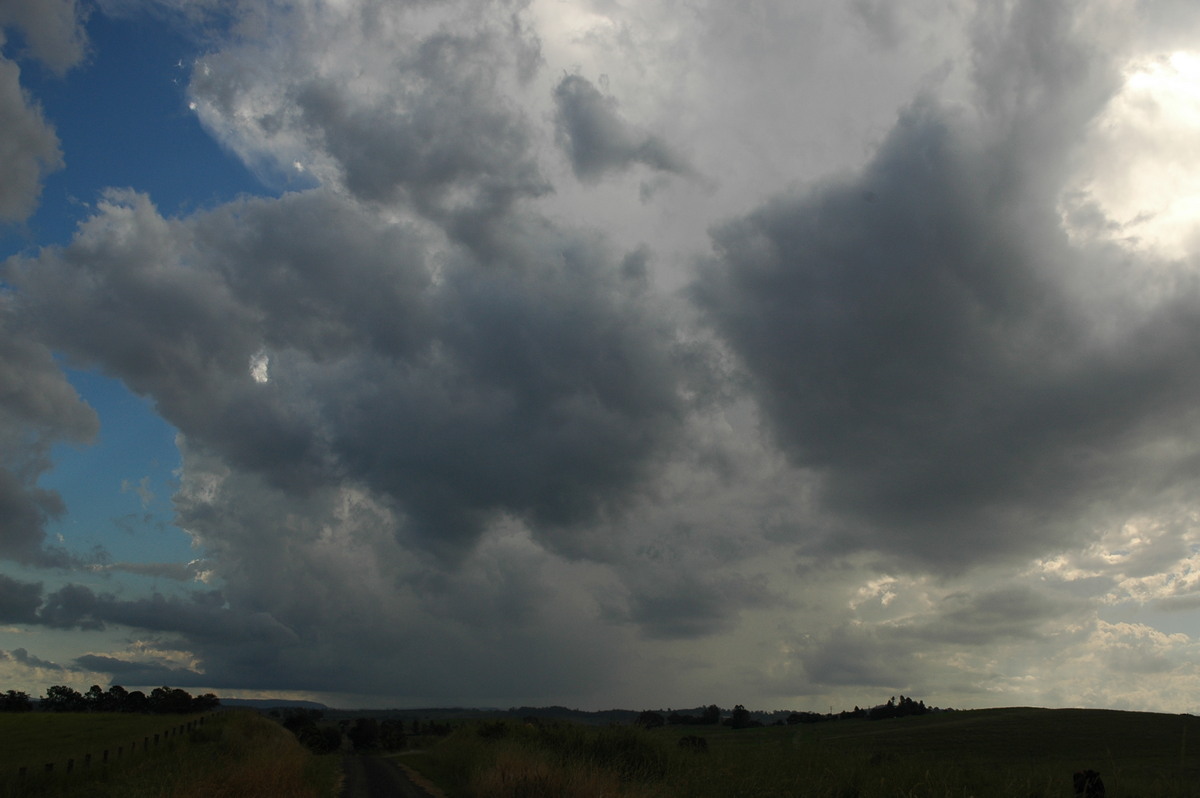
[72, 653, 203, 685]
[189, 2, 548, 245]
[38, 583, 104, 629]
[0, 0, 85, 224]
[0, 54, 63, 223]
[2, 647, 63, 671]
[690, 5, 1200, 571]
[9, 188, 692, 561]
[912, 587, 1074, 645]
[0, 305, 97, 566]
[292, 33, 548, 211]
[1102, 646, 1175, 675]
[795, 624, 920, 689]
[0, 0, 87, 74]
[166, 450, 629, 700]
[553, 74, 690, 183]
[98, 560, 209, 581]
[607, 572, 777, 640]
[0, 574, 41, 623]
[38, 582, 299, 648]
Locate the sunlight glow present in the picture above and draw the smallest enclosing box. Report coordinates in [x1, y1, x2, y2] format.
[1062, 51, 1200, 259]
[249, 350, 270, 383]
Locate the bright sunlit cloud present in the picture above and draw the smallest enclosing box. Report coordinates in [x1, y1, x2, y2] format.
[1064, 51, 1200, 259]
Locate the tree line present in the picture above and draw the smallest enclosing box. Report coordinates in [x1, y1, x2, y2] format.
[0, 685, 219, 713]
[637, 695, 939, 730]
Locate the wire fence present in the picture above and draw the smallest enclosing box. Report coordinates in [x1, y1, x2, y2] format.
[0, 712, 219, 796]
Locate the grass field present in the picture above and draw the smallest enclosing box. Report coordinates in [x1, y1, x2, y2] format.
[0, 710, 339, 797]
[0, 712, 209, 776]
[403, 708, 1200, 798]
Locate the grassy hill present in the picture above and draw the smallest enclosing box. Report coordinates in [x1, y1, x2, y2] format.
[403, 707, 1200, 797]
[0, 710, 338, 797]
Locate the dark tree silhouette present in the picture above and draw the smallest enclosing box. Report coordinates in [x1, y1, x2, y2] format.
[0, 690, 31, 712]
[636, 710, 666, 729]
[42, 685, 84, 712]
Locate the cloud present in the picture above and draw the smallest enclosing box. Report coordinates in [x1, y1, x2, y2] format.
[553, 74, 690, 182]
[7, 186, 693, 562]
[6, 0, 1200, 712]
[0, 0, 87, 223]
[187, 0, 547, 246]
[0, 302, 98, 566]
[0, 574, 41, 623]
[0, 54, 63, 223]
[691, 5, 1200, 572]
[0, 0, 88, 75]
[1, 647, 63, 671]
[95, 560, 211, 582]
[72, 653, 202, 685]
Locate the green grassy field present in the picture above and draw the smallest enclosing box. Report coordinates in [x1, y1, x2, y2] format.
[0, 712, 208, 776]
[403, 708, 1200, 798]
[0, 710, 339, 797]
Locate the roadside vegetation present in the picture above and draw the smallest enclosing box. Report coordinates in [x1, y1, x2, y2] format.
[402, 707, 1200, 798]
[0, 709, 339, 797]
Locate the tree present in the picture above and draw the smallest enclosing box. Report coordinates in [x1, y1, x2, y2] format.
[726, 704, 758, 729]
[149, 686, 195, 714]
[124, 690, 150, 713]
[107, 685, 129, 712]
[700, 704, 721, 725]
[42, 685, 84, 712]
[636, 710, 666, 729]
[379, 719, 407, 750]
[84, 684, 111, 712]
[0, 690, 32, 712]
[348, 718, 379, 750]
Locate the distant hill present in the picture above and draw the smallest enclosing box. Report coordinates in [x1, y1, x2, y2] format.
[218, 698, 329, 711]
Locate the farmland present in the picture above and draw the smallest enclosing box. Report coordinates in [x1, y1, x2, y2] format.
[0, 710, 338, 797]
[400, 707, 1200, 797]
[4, 705, 1200, 796]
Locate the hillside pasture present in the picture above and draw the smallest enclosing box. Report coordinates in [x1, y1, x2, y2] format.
[0, 710, 337, 797]
[407, 708, 1200, 797]
[0, 712, 210, 779]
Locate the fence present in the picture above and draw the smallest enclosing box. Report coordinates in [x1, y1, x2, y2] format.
[0, 712, 218, 796]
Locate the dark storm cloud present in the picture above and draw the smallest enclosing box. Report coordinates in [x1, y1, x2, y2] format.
[2, 647, 63, 671]
[72, 654, 203, 685]
[0, 573, 41, 623]
[605, 572, 778, 640]
[38, 583, 104, 629]
[6, 187, 691, 561]
[692, 4, 1200, 570]
[36, 582, 298, 646]
[553, 74, 690, 182]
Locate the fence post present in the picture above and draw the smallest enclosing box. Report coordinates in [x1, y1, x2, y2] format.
[66, 759, 73, 773]
[84, 753, 91, 768]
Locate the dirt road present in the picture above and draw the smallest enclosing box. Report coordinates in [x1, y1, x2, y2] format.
[339, 754, 444, 798]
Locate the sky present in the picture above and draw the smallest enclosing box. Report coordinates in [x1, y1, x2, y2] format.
[2, 0, 1200, 713]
